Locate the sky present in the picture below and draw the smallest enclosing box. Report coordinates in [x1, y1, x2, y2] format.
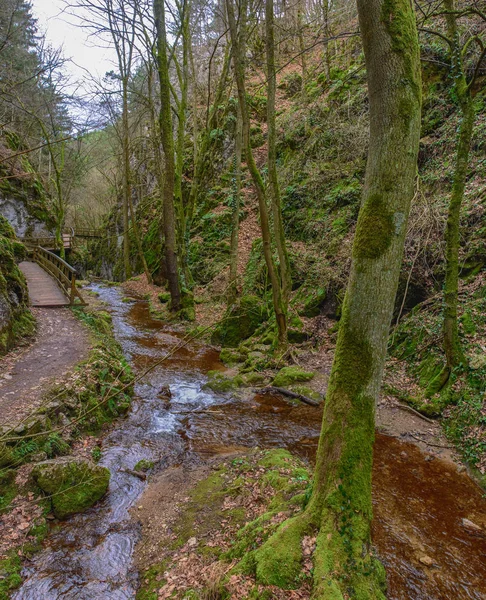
[31, 0, 117, 89]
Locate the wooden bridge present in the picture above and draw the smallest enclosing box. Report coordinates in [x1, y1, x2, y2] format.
[20, 246, 86, 308]
[21, 227, 102, 251]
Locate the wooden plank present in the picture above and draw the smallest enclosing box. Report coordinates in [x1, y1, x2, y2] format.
[19, 261, 70, 307]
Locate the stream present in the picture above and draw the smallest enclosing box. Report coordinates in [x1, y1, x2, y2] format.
[13, 285, 486, 600]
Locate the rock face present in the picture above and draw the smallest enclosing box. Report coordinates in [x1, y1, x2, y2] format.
[0, 196, 50, 238]
[32, 457, 111, 519]
[0, 140, 53, 238]
[0, 215, 34, 353]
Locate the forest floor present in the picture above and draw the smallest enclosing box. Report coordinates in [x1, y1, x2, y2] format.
[0, 307, 89, 428]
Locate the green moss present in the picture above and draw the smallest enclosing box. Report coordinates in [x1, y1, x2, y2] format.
[0, 216, 33, 354]
[177, 290, 196, 321]
[253, 515, 310, 588]
[289, 385, 323, 402]
[381, 0, 421, 106]
[242, 372, 267, 385]
[0, 443, 15, 469]
[0, 550, 22, 599]
[220, 347, 246, 366]
[203, 370, 243, 393]
[158, 292, 171, 304]
[135, 459, 154, 472]
[272, 366, 315, 387]
[211, 295, 268, 348]
[32, 458, 110, 519]
[352, 194, 395, 260]
[0, 470, 17, 512]
[258, 449, 294, 469]
[461, 311, 476, 335]
[300, 288, 327, 317]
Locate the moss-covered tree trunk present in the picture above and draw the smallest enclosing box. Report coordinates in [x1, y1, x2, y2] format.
[226, 0, 288, 346]
[266, 0, 292, 327]
[253, 1, 422, 597]
[228, 101, 243, 307]
[154, 0, 182, 311]
[121, 81, 132, 280]
[442, 0, 475, 375]
[174, 0, 193, 290]
[129, 189, 152, 284]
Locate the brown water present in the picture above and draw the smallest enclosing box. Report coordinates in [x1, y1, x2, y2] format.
[14, 286, 486, 599]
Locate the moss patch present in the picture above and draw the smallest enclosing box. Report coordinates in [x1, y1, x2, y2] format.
[352, 194, 395, 260]
[273, 367, 315, 387]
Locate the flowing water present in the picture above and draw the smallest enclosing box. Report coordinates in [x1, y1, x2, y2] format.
[14, 285, 486, 600]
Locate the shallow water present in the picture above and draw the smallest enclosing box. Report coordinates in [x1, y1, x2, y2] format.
[14, 286, 486, 599]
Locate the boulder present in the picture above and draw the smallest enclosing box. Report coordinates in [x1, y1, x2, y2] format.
[211, 295, 268, 348]
[32, 457, 110, 519]
[272, 366, 315, 387]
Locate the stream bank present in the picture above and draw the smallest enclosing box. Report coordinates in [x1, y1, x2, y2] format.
[10, 284, 486, 600]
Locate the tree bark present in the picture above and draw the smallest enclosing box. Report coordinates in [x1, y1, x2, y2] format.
[226, 0, 288, 346]
[174, 0, 192, 289]
[154, 0, 182, 311]
[227, 101, 243, 307]
[121, 80, 132, 280]
[252, 1, 422, 596]
[442, 0, 474, 375]
[266, 0, 291, 334]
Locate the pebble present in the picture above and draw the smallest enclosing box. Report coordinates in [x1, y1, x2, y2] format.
[461, 518, 483, 535]
[419, 555, 434, 566]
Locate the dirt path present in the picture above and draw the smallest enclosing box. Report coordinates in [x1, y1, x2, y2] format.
[0, 307, 89, 428]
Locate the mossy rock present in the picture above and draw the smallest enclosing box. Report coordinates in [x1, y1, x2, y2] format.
[272, 366, 315, 387]
[220, 348, 246, 366]
[177, 291, 195, 321]
[32, 457, 110, 519]
[287, 329, 309, 344]
[242, 372, 267, 386]
[203, 370, 243, 393]
[242, 351, 270, 372]
[158, 292, 171, 304]
[0, 443, 15, 468]
[299, 288, 327, 317]
[289, 385, 323, 403]
[211, 295, 268, 348]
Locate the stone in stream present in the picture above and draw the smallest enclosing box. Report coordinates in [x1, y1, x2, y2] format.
[32, 457, 110, 519]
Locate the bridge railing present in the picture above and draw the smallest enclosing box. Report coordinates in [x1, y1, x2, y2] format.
[22, 236, 59, 249]
[72, 228, 102, 238]
[31, 246, 86, 306]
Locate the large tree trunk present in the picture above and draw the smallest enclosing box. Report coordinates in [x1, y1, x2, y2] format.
[226, 0, 288, 346]
[154, 0, 181, 311]
[253, 1, 422, 597]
